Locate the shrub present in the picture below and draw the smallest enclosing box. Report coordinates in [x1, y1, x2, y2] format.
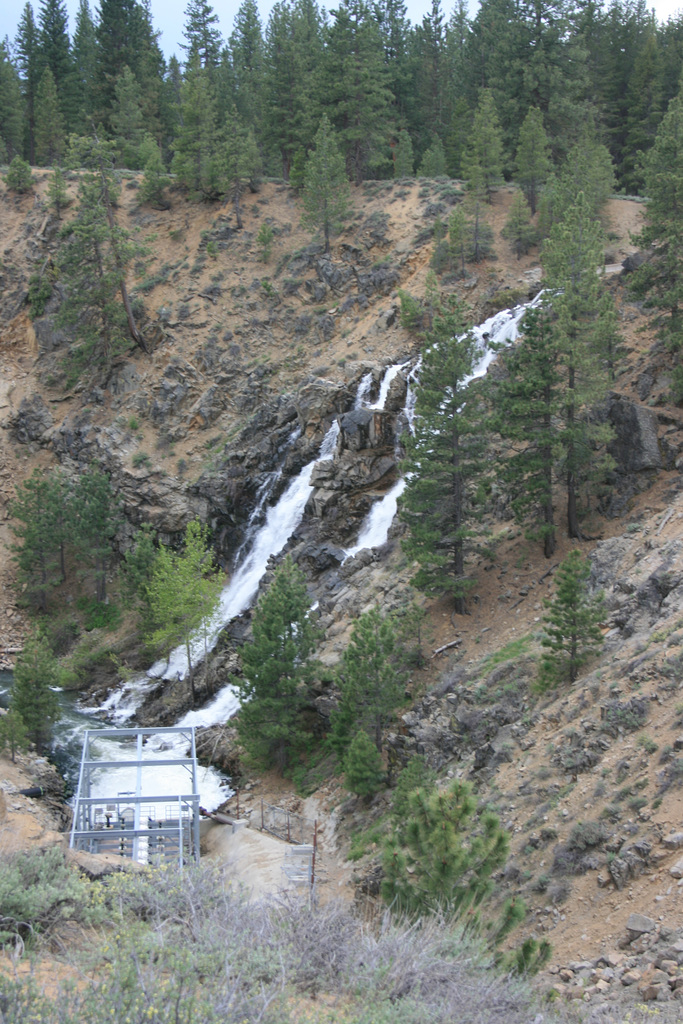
[27, 273, 53, 318]
[344, 729, 385, 798]
[567, 820, 608, 851]
[4, 155, 32, 193]
[0, 847, 95, 945]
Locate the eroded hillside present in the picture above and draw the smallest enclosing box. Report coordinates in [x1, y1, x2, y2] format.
[7, 172, 683, 1010]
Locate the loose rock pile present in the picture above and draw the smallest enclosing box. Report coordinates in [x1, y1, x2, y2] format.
[548, 913, 683, 1005]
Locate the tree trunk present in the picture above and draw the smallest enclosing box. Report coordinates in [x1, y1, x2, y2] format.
[566, 365, 581, 539]
[186, 642, 196, 708]
[96, 153, 148, 354]
[233, 184, 243, 230]
[452, 422, 466, 615]
[542, 405, 555, 557]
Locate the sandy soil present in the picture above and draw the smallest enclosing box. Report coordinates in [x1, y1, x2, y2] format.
[0, 751, 65, 855]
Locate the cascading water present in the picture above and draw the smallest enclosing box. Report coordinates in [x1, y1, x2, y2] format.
[342, 293, 545, 563]
[60, 392, 353, 808]
[56, 293, 544, 809]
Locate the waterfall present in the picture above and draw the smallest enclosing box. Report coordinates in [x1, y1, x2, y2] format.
[342, 293, 545, 562]
[66, 294, 544, 808]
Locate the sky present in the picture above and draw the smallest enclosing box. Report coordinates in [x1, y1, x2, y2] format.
[1, 0, 682, 62]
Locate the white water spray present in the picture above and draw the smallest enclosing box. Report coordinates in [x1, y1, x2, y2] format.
[342, 294, 545, 562]
[72, 295, 544, 807]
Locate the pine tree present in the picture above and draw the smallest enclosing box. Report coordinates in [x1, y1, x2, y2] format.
[622, 31, 662, 194]
[71, 0, 97, 131]
[15, 3, 40, 163]
[381, 779, 509, 918]
[393, 128, 414, 177]
[110, 65, 146, 168]
[182, 0, 223, 71]
[322, 0, 393, 183]
[413, 0, 447, 145]
[490, 307, 560, 557]
[229, 0, 264, 130]
[344, 729, 385, 797]
[263, 0, 324, 180]
[10, 468, 69, 612]
[0, 44, 24, 162]
[58, 133, 148, 376]
[4, 155, 33, 192]
[461, 88, 503, 202]
[542, 191, 616, 539]
[11, 634, 60, 753]
[47, 165, 69, 218]
[34, 67, 64, 165]
[71, 467, 122, 603]
[139, 137, 170, 208]
[37, 0, 75, 128]
[0, 708, 29, 763]
[235, 555, 320, 773]
[444, 97, 470, 178]
[631, 84, 683, 361]
[501, 190, 536, 258]
[301, 114, 350, 253]
[553, 124, 615, 222]
[515, 106, 551, 215]
[171, 55, 223, 199]
[146, 519, 223, 708]
[418, 135, 447, 176]
[223, 109, 260, 229]
[448, 205, 467, 277]
[399, 283, 486, 612]
[332, 607, 402, 755]
[540, 550, 605, 685]
[375, 0, 412, 124]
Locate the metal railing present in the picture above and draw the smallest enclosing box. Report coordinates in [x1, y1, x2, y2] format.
[69, 727, 201, 867]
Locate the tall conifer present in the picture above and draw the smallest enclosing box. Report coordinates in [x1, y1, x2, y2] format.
[399, 283, 486, 612]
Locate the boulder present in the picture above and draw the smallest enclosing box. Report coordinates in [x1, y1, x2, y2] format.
[9, 393, 53, 443]
[66, 848, 145, 878]
[607, 397, 661, 473]
[627, 913, 657, 935]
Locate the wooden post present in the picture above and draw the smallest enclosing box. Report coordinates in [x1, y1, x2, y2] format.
[261, 798, 264, 831]
[236, 788, 240, 819]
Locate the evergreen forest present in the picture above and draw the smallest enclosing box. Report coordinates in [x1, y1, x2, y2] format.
[0, 0, 680, 197]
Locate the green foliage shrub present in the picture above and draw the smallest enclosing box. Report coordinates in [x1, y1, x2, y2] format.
[4, 155, 32, 193]
[27, 273, 53, 319]
[344, 729, 385, 797]
[0, 861, 550, 1024]
[76, 595, 121, 631]
[256, 221, 274, 262]
[0, 847, 96, 945]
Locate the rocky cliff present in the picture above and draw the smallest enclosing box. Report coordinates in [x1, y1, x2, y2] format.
[4, 172, 683, 1007]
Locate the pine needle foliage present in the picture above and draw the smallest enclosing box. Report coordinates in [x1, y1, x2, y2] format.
[236, 555, 320, 773]
[301, 114, 350, 253]
[382, 779, 508, 920]
[343, 729, 385, 797]
[11, 634, 60, 753]
[540, 549, 605, 685]
[399, 284, 487, 612]
[331, 606, 403, 755]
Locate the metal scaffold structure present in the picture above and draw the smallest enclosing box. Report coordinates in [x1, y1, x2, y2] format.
[69, 727, 201, 867]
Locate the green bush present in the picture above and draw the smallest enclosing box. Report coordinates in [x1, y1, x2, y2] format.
[0, 847, 96, 945]
[76, 595, 121, 631]
[27, 273, 53, 318]
[4, 155, 33, 193]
